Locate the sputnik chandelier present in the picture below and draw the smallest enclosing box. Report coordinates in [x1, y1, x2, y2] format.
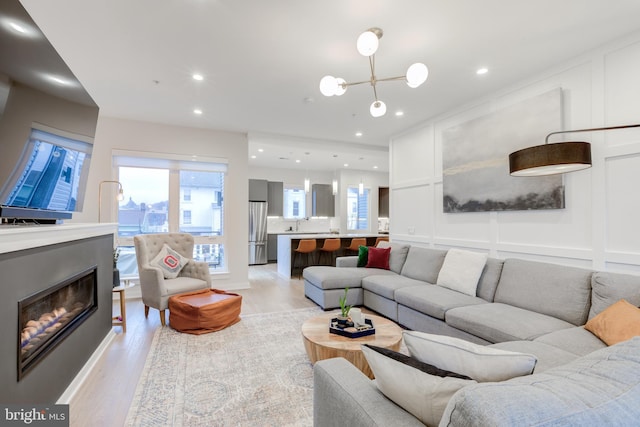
[319, 27, 429, 118]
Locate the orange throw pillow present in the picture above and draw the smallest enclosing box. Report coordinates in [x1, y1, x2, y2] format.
[584, 299, 640, 346]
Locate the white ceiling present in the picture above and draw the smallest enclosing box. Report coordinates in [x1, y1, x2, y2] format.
[19, 0, 640, 173]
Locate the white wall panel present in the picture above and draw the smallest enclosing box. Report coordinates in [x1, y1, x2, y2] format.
[605, 154, 640, 253]
[391, 185, 431, 238]
[388, 29, 640, 272]
[391, 125, 433, 185]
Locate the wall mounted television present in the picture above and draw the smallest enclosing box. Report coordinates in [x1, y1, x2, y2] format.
[0, 0, 99, 224]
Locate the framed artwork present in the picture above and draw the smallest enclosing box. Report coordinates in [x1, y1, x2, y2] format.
[442, 88, 565, 213]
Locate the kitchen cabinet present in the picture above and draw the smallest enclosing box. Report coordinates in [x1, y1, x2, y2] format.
[249, 179, 268, 201]
[312, 184, 335, 217]
[267, 181, 283, 216]
[378, 187, 389, 217]
[267, 234, 278, 262]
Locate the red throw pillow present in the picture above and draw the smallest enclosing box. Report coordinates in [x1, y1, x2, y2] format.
[366, 246, 391, 270]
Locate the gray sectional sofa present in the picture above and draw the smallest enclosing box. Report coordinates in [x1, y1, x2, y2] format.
[304, 242, 640, 426]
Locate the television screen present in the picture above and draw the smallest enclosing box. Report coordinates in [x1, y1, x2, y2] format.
[0, 126, 92, 217]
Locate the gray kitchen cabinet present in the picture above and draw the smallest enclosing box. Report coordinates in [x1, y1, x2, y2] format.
[267, 181, 283, 216]
[249, 179, 268, 201]
[267, 234, 278, 262]
[312, 184, 335, 217]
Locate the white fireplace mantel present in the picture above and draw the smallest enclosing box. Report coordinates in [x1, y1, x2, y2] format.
[0, 223, 117, 254]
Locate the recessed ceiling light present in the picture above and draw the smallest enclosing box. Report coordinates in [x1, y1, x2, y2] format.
[295, 159, 301, 163]
[373, 165, 378, 169]
[258, 148, 264, 152]
[192, 73, 204, 81]
[250, 155, 256, 159]
[476, 67, 489, 75]
[395, 111, 404, 117]
[193, 108, 203, 115]
[355, 132, 363, 137]
[343, 163, 349, 167]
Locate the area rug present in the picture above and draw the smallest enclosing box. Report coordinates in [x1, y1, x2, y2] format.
[125, 306, 323, 426]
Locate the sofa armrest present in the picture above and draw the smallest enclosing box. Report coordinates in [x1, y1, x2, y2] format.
[313, 358, 424, 427]
[336, 256, 358, 268]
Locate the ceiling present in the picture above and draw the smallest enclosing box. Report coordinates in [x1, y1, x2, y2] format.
[16, 0, 640, 173]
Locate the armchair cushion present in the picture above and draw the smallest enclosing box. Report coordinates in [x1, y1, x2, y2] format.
[151, 243, 189, 279]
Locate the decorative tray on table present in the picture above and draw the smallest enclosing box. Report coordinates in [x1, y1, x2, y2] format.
[329, 318, 375, 338]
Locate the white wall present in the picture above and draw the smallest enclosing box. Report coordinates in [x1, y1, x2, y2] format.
[390, 30, 640, 274]
[77, 116, 250, 288]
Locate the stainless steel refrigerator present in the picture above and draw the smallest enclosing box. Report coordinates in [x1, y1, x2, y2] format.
[248, 201, 268, 265]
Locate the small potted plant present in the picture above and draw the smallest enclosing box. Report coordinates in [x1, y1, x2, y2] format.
[337, 287, 352, 328]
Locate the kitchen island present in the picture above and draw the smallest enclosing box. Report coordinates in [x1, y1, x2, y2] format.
[276, 233, 386, 279]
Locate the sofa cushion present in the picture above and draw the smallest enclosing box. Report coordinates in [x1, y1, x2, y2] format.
[366, 246, 391, 270]
[589, 271, 640, 319]
[400, 246, 447, 284]
[493, 258, 592, 326]
[362, 275, 426, 300]
[361, 344, 476, 427]
[441, 337, 640, 427]
[395, 285, 487, 320]
[534, 326, 607, 357]
[584, 299, 640, 346]
[476, 258, 504, 302]
[488, 340, 577, 373]
[403, 331, 537, 382]
[303, 266, 394, 290]
[376, 241, 411, 274]
[446, 303, 574, 343]
[436, 249, 488, 297]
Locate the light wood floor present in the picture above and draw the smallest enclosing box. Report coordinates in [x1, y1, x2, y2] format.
[69, 263, 316, 427]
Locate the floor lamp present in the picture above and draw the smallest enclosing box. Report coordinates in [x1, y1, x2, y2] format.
[98, 180, 124, 223]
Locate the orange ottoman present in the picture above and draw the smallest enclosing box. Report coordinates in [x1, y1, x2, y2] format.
[169, 289, 242, 334]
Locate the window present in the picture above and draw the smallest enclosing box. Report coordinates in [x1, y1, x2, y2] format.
[347, 186, 369, 230]
[113, 152, 227, 276]
[284, 186, 306, 219]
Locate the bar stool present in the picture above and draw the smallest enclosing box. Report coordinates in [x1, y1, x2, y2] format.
[374, 236, 389, 247]
[292, 239, 316, 278]
[318, 238, 341, 266]
[345, 237, 367, 256]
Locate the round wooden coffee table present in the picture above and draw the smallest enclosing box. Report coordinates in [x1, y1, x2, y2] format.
[301, 311, 403, 379]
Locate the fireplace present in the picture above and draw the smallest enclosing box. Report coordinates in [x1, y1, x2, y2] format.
[18, 266, 98, 380]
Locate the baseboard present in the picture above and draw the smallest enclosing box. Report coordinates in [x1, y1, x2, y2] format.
[56, 329, 117, 404]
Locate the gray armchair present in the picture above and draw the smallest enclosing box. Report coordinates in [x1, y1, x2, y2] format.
[133, 233, 211, 326]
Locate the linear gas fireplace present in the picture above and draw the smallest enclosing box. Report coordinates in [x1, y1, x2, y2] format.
[18, 266, 98, 380]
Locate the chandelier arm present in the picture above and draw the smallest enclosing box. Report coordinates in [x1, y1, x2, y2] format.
[375, 75, 408, 83]
[342, 79, 374, 87]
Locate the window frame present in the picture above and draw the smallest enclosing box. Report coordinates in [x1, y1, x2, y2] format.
[111, 150, 228, 274]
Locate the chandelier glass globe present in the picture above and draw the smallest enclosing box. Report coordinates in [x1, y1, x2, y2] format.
[370, 100, 387, 117]
[319, 75, 338, 96]
[357, 30, 379, 56]
[406, 63, 429, 88]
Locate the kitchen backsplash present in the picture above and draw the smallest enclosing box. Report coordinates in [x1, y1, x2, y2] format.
[267, 217, 339, 234]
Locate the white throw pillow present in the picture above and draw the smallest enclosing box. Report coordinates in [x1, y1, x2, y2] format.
[361, 345, 476, 427]
[150, 244, 188, 279]
[403, 331, 537, 382]
[436, 249, 488, 296]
